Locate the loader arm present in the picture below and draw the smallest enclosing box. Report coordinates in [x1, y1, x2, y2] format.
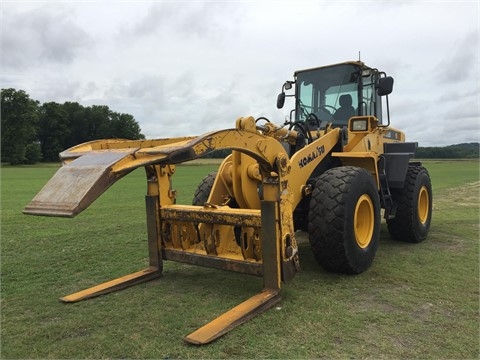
[288, 127, 341, 208]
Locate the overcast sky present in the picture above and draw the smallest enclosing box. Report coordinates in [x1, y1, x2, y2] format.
[1, 0, 479, 146]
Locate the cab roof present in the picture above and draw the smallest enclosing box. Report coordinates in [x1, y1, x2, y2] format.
[294, 61, 375, 77]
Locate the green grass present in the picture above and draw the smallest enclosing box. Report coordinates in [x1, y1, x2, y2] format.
[1, 160, 478, 359]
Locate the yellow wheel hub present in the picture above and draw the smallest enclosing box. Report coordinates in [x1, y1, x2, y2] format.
[418, 186, 430, 224]
[354, 194, 374, 249]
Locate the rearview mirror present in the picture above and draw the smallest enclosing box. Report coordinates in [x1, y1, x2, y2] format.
[377, 76, 394, 96]
[277, 92, 286, 109]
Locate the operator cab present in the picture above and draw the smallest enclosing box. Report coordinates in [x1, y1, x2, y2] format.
[278, 61, 393, 130]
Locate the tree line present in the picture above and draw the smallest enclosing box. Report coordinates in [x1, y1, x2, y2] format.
[415, 143, 479, 159]
[1, 88, 145, 164]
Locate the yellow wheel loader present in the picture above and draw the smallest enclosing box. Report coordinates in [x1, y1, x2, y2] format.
[24, 61, 433, 345]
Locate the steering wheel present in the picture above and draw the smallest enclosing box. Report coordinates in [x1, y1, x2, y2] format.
[319, 104, 337, 113]
[314, 105, 337, 122]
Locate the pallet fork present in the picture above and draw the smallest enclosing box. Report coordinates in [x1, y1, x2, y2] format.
[58, 198, 281, 345]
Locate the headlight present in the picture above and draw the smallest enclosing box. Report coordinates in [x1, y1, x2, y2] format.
[351, 119, 368, 131]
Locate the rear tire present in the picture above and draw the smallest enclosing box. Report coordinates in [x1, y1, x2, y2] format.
[387, 166, 432, 243]
[308, 167, 381, 274]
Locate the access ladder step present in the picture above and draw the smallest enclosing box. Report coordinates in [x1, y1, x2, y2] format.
[379, 173, 396, 219]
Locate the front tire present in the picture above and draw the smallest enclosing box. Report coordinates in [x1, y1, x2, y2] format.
[192, 172, 217, 205]
[387, 166, 432, 243]
[308, 167, 381, 274]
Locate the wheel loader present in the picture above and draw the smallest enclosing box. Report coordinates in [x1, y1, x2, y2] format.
[23, 60, 433, 345]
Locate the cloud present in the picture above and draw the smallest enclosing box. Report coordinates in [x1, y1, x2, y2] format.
[126, 2, 242, 41]
[433, 31, 479, 85]
[1, 5, 92, 69]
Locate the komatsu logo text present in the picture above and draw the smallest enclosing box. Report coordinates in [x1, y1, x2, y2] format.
[298, 145, 325, 168]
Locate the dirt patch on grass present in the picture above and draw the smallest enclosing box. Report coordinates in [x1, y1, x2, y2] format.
[433, 181, 480, 210]
[430, 181, 479, 252]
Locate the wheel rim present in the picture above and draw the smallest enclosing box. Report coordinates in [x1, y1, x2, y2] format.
[417, 185, 430, 225]
[354, 194, 374, 249]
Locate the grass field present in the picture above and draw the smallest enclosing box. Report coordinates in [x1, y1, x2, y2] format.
[1, 160, 478, 359]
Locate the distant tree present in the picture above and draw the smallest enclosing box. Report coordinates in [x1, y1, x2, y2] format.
[63, 103, 144, 145]
[2, 88, 146, 164]
[38, 102, 71, 162]
[202, 149, 232, 158]
[416, 143, 479, 159]
[446, 143, 479, 158]
[110, 112, 145, 139]
[24, 142, 42, 164]
[63, 101, 88, 148]
[88, 105, 112, 139]
[1, 88, 40, 164]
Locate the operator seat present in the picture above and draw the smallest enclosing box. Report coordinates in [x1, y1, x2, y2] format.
[333, 94, 356, 125]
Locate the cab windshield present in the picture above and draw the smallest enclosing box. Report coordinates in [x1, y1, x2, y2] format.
[295, 63, 381, 127]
